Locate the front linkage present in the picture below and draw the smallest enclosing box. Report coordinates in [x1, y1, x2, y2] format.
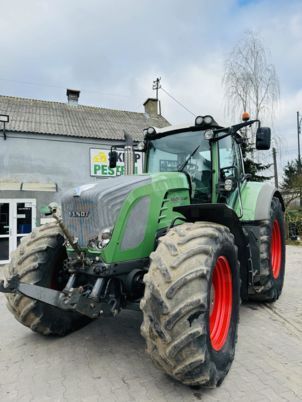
[0, 204, 146, 319]
[0, 273, 123, 318]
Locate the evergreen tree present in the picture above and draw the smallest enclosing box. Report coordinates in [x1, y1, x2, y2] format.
[281, 159, 302, 208]
[241, 139, 272, 181]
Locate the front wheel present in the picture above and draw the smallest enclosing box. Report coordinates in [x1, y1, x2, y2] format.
[140, 222, 240, 387]
[4, 223, 91, 336]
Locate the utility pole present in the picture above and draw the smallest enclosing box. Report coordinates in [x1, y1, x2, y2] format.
[297, 111, 302, 207]
[152, 77, 161, 115]
[272, 147, 278, 188]
[297, 111, 301, 170]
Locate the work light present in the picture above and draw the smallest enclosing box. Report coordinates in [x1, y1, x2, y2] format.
[147, 127, 156, 135]
[137, 141, 145, 151]
[204, 130, 214, 140]
[195, 116, 204, 126]
[224, 179, 234, 192]
[204, 115, 213, 125]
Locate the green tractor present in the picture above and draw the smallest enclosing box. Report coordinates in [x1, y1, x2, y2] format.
[1, 114, 286, 387]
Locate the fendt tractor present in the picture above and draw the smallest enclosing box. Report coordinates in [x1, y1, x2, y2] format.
[0, 113, 286, 387]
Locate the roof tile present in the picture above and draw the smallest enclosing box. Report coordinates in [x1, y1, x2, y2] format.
[0, 95, 170, 140]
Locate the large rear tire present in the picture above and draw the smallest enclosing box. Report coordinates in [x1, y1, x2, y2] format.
[4, 223, 91, 336]
[140, 222, 240, 387]
[249, 197, 286, 302]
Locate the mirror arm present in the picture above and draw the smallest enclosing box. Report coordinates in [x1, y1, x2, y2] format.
[212, 119, 260, 142]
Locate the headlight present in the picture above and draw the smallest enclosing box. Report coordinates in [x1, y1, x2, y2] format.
[224, 179, 234, 192]
[97, 227, 113, 248]
[101, 227, 112, 240]
[204, 130, 214, 140]
[99, 239, 110, 248]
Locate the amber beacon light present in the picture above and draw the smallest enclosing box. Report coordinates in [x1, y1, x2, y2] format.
[241, 111, 250, 121]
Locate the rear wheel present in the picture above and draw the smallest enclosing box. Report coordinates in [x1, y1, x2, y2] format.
[140, 222, 240, 387]
[249, 197, 286, 302]
[4, 223, 91, 336]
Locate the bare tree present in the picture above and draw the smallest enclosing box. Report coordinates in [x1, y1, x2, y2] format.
[223, 31, 280, 180]
[223, 31, 279, 123]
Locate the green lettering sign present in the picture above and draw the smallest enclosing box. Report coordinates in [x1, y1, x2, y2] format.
[101, 165, 108, 175]
[94, 164, 101, 174]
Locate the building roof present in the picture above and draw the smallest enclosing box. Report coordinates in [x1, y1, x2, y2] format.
[0, 95, 170, 141]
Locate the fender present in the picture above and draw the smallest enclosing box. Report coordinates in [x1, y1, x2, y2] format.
[174, 203, 247, 246]
[236, 181, 285, 222]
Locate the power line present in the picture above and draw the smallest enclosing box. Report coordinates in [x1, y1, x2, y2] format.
[0, 77, 131, 99]
[160, 86, 196, 117]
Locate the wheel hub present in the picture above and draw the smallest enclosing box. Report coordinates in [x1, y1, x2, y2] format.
[271, 219, 282, 279]
[209, 256, 233, 351]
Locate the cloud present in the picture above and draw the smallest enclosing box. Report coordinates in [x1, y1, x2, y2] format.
[0, 0, 301, 172]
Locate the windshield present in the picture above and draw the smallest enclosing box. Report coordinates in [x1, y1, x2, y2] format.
[147, 130, 211, 202]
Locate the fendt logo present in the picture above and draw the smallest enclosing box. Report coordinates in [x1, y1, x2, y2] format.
[69, 211, 90, 218]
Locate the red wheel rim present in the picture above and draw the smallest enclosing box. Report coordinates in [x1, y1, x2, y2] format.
[271, 219, 282, 279]
[209, 256, 233, 351]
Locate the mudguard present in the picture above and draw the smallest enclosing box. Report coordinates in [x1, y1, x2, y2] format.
[237, 181, 285, 222]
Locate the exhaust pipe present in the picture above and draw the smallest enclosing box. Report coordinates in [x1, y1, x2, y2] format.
[124, 130, 134, 175]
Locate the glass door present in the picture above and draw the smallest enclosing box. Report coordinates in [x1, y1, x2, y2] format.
[16, 202, 34, 247]
[0, 199, 36, 264]
[0, 202, 11, 263]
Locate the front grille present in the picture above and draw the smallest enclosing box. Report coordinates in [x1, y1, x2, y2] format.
[61, 176, 150, 247]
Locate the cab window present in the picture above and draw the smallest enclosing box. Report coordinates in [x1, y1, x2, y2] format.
[219, 136, 244, 179]
[147, 130, 211, 202]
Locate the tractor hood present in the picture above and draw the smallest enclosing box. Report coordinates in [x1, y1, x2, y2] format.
[61, 175, 151, 248]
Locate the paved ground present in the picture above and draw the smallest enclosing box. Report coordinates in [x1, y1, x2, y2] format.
[0, 245, 301, 402]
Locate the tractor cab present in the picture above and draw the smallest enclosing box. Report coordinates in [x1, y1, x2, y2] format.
[142, 114, 270, 207]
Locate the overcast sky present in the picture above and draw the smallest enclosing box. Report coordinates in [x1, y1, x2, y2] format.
[0, 0, 301, 170]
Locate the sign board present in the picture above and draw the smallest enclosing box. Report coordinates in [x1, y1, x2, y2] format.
[160, 160, 178, 172]
[90, 149, 143, 177]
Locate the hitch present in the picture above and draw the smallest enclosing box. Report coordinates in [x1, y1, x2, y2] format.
[0, 274, 122, 319]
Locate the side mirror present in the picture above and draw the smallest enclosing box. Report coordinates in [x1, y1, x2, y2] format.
[256, 127, 271, 150]
[109, 150, 118, 169]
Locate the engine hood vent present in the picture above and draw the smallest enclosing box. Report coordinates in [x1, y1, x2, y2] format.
[61, 175, 150, 247]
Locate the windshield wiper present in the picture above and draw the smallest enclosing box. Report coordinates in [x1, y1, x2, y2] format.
[177, 145, 200, 172]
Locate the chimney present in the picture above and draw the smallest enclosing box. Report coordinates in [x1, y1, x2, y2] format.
[66, 88, 80, 105]
[143, 98, 158, 116]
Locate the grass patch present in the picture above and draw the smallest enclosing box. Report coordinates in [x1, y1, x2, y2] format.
[286, 239, 302, 246]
